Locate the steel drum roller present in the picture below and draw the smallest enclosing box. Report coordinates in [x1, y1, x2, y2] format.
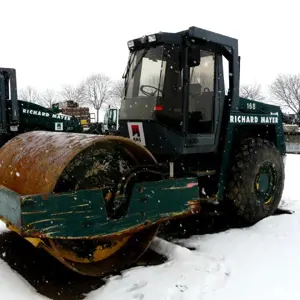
[0, 131, 159, 276]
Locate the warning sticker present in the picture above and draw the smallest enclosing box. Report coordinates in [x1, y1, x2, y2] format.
[55, 122, 63, 131]
[127, 122, 146, 146]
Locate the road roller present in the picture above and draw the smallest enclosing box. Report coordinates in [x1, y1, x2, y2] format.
[0, 26, 286, 277]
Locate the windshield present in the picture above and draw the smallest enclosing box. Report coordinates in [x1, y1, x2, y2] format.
[120, 44, 182, 121]
[125, 45, 177, 99]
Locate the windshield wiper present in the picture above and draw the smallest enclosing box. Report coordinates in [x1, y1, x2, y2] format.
[122, 52, 135, 79]
[122, 48, 149, 97]
[130, 48, 149, 80]
[122, 51, 137, 97]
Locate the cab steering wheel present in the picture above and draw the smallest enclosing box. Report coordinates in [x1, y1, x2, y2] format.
[140, 85, 163, 97]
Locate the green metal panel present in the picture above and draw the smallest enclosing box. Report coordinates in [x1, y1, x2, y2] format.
[217, 98, 286, 202]
[0, 186, 21, 228]
[217, 121, 234, 202]
[16, 100, 83, 133]
[12, 177, 200, 239]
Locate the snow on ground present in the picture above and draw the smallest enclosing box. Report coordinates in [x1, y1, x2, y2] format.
[86, 154, 300, 300]
[0, 223, 49, 300]
[0, 259, 49, 300]
[0, 154, 299, 300]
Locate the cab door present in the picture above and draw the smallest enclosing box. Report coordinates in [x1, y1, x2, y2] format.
[184, 50, 225, 153]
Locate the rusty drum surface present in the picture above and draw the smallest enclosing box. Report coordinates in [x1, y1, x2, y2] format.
[0, 131, 156, 196]
[0, 131, 159, 277]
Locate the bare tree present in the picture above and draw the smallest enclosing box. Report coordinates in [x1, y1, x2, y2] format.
[111, 80, 124, 99]
[269, 74, 300, 116]
[40, 89, 57, 108]
[60, 84, 85, 104]
[107, 80, 124, 108]
[240, 83, 265, 101]
[19, 86, 41, 104]
[82, 73, 112, 122]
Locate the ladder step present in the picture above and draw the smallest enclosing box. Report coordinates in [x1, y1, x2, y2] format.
[199, 197, 218, 203]
[196, 170, 216, 177]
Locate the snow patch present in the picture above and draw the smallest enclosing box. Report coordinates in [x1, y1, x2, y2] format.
[86, 154, 300, 300]
[0, 155, 298, 299]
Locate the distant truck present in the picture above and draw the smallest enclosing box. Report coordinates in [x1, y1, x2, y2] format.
[282, 112, 300, 153]
[52, 101, 120, 135]
[52, 101, 94, 131]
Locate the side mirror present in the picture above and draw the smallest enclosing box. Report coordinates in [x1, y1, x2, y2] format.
[188, 45, 201, 67]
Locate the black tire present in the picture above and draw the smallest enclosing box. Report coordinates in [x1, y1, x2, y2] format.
[226, 138, 285, 225]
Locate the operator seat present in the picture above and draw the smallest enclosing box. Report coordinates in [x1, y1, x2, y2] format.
[188, 84, 214, 134]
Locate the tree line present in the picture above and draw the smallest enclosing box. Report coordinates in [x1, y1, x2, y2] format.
[240, 74, 300, 119]
[18, 73, 124, 122]
[19, 71, 300, 123]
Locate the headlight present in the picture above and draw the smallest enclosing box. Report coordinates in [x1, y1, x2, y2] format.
[148, 34, 156, 42]
[127, 40, 134, 48]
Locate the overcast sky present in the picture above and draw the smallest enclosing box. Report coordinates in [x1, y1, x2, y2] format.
[1, 0, 298, 102]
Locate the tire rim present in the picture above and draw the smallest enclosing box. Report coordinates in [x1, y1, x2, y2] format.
[254, 162, 277, 205]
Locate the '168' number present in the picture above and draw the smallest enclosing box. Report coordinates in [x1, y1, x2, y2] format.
[247, 103, 256, 110]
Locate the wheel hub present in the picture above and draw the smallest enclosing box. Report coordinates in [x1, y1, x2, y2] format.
[257, 173, 269, 193]
[255, 162, 277, 204]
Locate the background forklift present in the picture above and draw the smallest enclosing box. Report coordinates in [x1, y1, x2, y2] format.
[0, 68, 82, 147]
[102, 106, 119, 134]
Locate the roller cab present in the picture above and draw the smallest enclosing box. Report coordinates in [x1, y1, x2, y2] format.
[119, 26, 285, 219]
